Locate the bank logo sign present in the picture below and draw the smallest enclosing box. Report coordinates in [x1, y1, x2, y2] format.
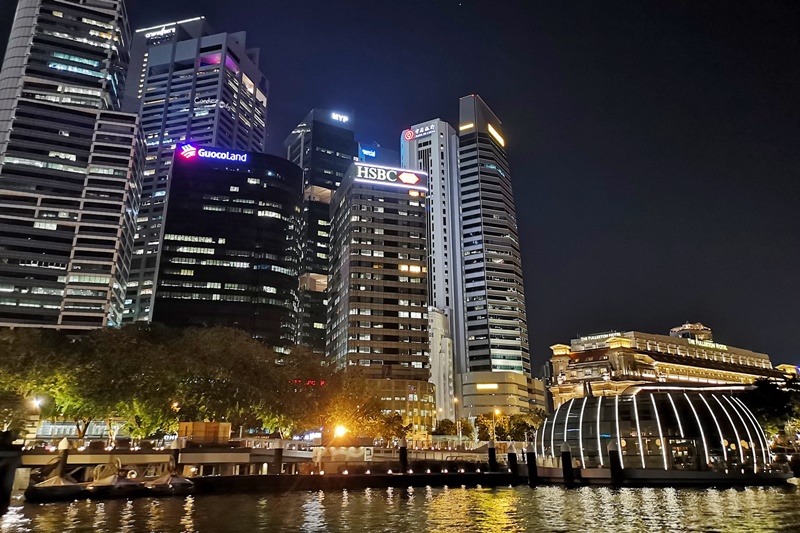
[353, 163, 427, 191]
[178, 144, 248, 163]
[180, 145, 197, 158]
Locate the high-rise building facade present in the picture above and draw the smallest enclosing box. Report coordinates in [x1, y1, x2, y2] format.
[358, 141, 399, 167]
[400, 118, 464, 421]
[0, 0, 143, 329]
[457, 95, 530, 375]
[326, 162, 435, 434]
[152, 145, 302, 348]
[285, 109, 357, 351]
[122, 19, 269, 323]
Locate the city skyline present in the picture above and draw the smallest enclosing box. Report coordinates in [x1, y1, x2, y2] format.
[1, 0, 797, 367]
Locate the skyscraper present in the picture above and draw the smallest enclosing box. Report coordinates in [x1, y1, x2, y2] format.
[153, 145, 302, 348]
[457, 95, 530, 376]
[400, 118, 463, 421]
[284, 109, 357, 351]
[122, 19, 269, 323]
[0, 0, 143, 329]
[326, 161, 435, 435]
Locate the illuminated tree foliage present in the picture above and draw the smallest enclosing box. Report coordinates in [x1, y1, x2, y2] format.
[0, 325, 386, 441]
[474, 411, 546, 441]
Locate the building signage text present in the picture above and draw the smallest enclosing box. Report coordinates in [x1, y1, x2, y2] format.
[179, 144, 248, 163]
[331, 112, 349, 123]
[145, 27, 176, 39]
[353, 163, 426, 190]
[194, 97, 233, 112]
[409, 123, 436, 139]
[687, 338, 728, 351]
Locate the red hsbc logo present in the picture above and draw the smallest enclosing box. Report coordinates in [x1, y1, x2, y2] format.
[397, 172, 420, 185]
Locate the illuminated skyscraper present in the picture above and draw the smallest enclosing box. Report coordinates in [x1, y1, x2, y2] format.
[0, 0, 143, 329]
[284, 109, 357, 351]
[326, 161, 435, 435]
[401, 118, 463, 421]
[122, 19, 269, 323]
[154, 145, 302, 348]
[457, 95, 530, 375]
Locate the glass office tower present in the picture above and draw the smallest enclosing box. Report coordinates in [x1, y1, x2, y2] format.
[457, 95, 530, 376]
[122, 19, 269, 323]
[284, 109, 357, 351]
[153, 145, 302, 349]
[0, 0, 143, 330]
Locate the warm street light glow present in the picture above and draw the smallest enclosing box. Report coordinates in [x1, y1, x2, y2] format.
[32, 398, 42, 408]
[334, 425, 347, 437]
[494, 409, 500, 415]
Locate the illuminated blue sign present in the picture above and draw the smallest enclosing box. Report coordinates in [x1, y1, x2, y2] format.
[361, 148, 376, 158]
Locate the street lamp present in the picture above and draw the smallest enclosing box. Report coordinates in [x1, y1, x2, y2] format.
[453, 397, 461, 444]
[493, 408, 500, 441]
[334, 425, 348, 438]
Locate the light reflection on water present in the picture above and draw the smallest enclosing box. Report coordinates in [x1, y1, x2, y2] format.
[3, 484, 799, 532]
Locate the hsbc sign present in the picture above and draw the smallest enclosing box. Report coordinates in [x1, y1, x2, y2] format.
[353, 163, 427, 190]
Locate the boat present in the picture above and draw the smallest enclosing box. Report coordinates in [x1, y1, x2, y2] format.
[86, 472, 147, 499]
[145, 473, 194, 496]
[24, 476, 87, 503]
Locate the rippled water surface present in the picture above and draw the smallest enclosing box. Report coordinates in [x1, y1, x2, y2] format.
[4, 484, 800, 532]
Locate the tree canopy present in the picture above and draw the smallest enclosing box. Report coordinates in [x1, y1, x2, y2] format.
[740, 378, 800, 444]
[0, 325, 382, 442]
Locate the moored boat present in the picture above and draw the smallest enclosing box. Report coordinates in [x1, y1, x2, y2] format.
[24, 476, 87, 503]
[87, 472, 147, 499]
[145, 473, 194, 496]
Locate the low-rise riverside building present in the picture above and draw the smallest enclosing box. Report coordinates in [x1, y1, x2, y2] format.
[460, 371, 548, 418]
[550, 323, 782, 408]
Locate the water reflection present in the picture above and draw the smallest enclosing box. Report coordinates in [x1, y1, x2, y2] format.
[301, 490, 325, 532]
[180, 495, 194, 532]
[2, 485, 800, 532]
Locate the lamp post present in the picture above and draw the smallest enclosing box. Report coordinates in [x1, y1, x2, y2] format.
[493, 408, 500, 441]
[453, 397, 461, 444]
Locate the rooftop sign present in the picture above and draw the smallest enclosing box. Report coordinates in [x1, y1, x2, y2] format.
[178, 144, 248, 163]
[352, 163, 427, 191]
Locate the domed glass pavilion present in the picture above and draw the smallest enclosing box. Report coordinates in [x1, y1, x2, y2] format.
[536, 385, 770, 472]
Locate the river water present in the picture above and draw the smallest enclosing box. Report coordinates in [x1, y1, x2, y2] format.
[3, 484, 800, 532]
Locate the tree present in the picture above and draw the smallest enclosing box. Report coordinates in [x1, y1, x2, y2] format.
[475, 413, 515, 441]
[432, 419, 458, 435]
[315, 369, 384, 439]
[377, 412, 412, 441]
[0, 391, 28, 435]
[507, 412, 546, 441]
[741, 378, 800, 442]
[459, 418, 475, 440]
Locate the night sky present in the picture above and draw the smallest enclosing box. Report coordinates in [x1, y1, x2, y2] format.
[1, 1, 798, 368]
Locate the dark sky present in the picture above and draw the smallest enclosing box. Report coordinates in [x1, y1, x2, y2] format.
[2, 1, 798, 367]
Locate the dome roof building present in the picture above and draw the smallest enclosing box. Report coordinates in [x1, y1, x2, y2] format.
[537, 386, 770, 473]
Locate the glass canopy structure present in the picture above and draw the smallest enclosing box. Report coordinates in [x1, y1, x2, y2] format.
[536, 386, 770, 472]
